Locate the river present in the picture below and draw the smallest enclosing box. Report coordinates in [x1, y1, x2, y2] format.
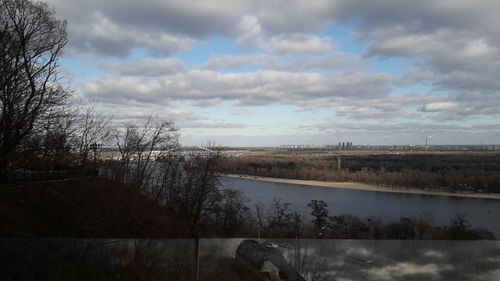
[222, 177, 500, 237]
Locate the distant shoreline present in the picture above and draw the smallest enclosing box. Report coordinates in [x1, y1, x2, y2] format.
[223, 174, 500, 200]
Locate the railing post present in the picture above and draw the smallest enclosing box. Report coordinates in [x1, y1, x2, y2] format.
[195, 235, 200, 281]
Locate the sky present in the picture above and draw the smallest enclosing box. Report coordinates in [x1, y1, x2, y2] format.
[46, 0, 500, 146]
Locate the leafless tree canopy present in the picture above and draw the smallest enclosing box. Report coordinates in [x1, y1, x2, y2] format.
[0, 0, 68, 166]
[75, 105, 112, 165]
[113, 116, 179, 190]
[254, 198, 303, 238]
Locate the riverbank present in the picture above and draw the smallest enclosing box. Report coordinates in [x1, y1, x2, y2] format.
[223, 174, 500, 200]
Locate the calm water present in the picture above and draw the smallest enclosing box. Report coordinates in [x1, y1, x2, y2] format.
[222, 177, 500, 237]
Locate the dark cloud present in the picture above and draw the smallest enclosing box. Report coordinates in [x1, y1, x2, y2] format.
[49, 0, 244, 35]
[437, 71, 500, 93]
[49, 0, 335, 56]
[65, 12, 194, 57]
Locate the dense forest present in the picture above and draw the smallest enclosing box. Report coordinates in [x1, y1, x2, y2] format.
[219, 152, 500, 194]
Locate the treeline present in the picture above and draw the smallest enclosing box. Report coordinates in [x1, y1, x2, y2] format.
[223, 198, 495, 240]
[303, 199, 494, 240]
[218, 154, 500, 193]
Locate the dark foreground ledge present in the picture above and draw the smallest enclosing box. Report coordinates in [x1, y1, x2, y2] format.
[1, 238, 499, 281]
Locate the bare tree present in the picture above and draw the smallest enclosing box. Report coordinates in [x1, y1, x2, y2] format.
[308, 200, 329, 230]
[75, 105, 112, 166]
[0, 0, 68, 168]
[265, 198, 299, 237]
[114, 116, 178, 190]
[151, 150, 184, 203]
[18, 104, 75, 170]
[254, 202, 267, 238]
[212, 188, 251, 236]
[172, 149, 224, 235]
[153, 146, 252, 236]
[253, 199, 301, 238]
[329, 214, 369, 238]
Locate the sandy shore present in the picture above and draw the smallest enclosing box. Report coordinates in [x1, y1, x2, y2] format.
[223, 174, 500, 200]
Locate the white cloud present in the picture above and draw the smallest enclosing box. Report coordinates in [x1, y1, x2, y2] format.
[335, 106, 418, 120]
[235, 15, 333, 53]
[263, 34, 332, 53]
[83, 69, 391, 108]
[422, 102, 458, 112]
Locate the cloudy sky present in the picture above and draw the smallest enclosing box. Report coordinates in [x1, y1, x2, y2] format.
[47, 0, 500, 146]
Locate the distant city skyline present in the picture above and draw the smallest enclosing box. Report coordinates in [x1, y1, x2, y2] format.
[47, 0, 500, 146]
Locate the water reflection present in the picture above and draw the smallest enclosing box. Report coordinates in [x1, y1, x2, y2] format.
[201, 239, 500, 281]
